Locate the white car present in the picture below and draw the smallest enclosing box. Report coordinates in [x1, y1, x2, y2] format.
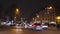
[42, 25, 48, 29]
[25, 24, 33, 28]
[49, 21, 56, 27]
[1, 22, 6, 25]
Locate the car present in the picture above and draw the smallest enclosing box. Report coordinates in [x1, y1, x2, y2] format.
[56, 24, 60, 28]
[27, 24, 33, 28]
[24, 23, 33, 28]
[6, 22, 11, 26]
[49, 21, 56, 27]
[32, 23, 43, 31]
[25, 24, 28, 28]
[1, 22, 6, 25]
[42, 24, 48, 29]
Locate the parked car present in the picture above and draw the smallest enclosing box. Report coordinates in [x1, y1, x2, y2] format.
[56, 24, 60, 28]
[32, 23, 43, 31]
[42, 24, 48, 29]
[24, 23, 33, 28]
[49, 21, 56, 27]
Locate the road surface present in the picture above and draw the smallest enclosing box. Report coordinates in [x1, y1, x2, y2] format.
[0, 27, 60, 34]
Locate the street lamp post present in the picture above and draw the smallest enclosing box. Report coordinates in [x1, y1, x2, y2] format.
[14, 8, 20, 22]
[45, 6, 54, 22]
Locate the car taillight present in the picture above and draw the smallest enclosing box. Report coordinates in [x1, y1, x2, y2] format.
[33, 25, 36, 28]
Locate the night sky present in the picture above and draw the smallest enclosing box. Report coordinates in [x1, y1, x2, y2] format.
[0, 0, 60, 19]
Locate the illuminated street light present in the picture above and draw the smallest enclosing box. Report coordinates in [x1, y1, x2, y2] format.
[56, 16, 60, 23]
[15, 8, 21, 21]
[16, 8, 19, 12]
[16, 8, 20, 15]
[56, 16, 60, 19]
[36, 15, 39, 18]
[47, 6, 53, 10]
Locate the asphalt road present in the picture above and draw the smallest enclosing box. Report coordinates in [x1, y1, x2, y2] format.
[0, 27, 60, 34]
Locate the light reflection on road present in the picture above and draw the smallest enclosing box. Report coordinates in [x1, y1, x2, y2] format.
[11, 28, 23, 34]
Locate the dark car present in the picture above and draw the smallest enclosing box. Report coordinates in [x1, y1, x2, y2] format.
[56, 24, 60, 28]
[49, 24, 56, 27]
[49, 21, 56, 27]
